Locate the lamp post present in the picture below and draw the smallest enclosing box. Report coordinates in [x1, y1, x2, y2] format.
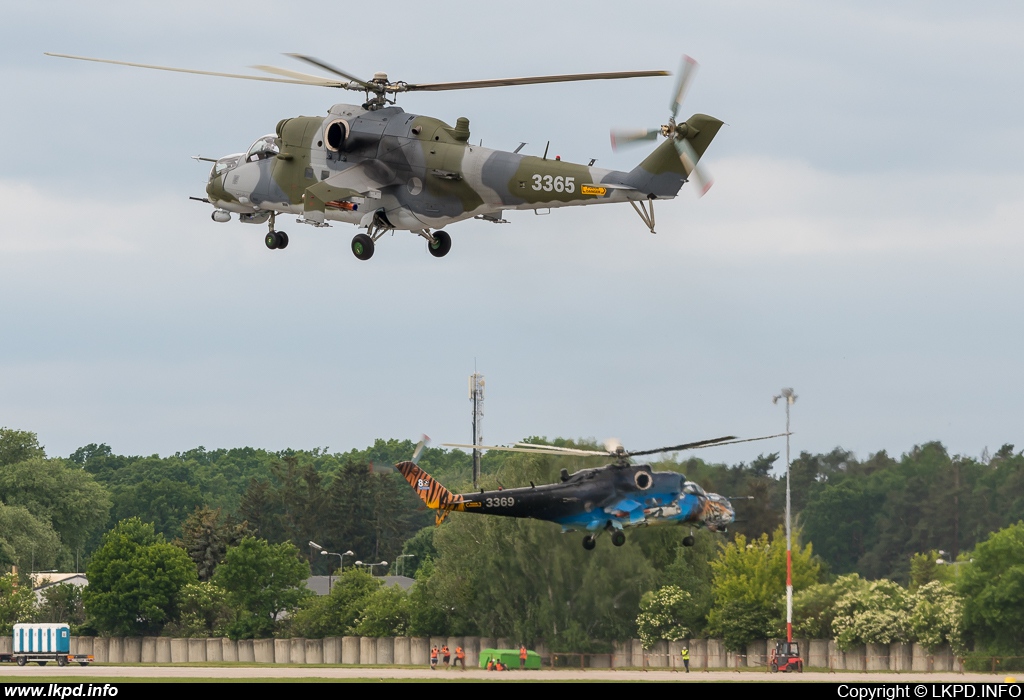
[773, 387, 797, 644]
[397, 554, 416, 577]
[320, 550, 355, 593]
[355, 561, 388, 577]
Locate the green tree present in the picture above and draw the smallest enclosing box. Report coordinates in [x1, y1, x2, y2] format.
[35, 583, 86, 630]
[0, 457, 111, 552]
[959, 522, 1024, 654]
[175, 507, 249, 581]
[83, 518, 198, 636]
[661, 528, 720, 636]
[353, 584, 412, 637]
[792, 574, 863, 639]
[0, 573, 35, 635]
[910, 580, 964, 654]
[706, 527, 821, 650]
[0, 428, 45, 466]
[164, 582, 232, 638]
[0, 503, 61, 578]
[289, 568, 380, 638]
[636, 586, 692, 649]
[832, 578, 912, 650]
[213, 537, 309, 639]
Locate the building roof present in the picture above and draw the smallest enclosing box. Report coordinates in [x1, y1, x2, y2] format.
[305, 575, 415, 596]
[31, 573, 88, 590]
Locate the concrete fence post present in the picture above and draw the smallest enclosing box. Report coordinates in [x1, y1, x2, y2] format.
[808, 639, 828, 668]
[394, 637, 411, 665]
[91, 638, 108, 663]
[305, 638, 323, 665]
[341, 636, 359, 664]
[124, 637, 142, 663]
[156, 637, 171, 663]
[323, 637, 341, 664]
[222, 638, 238, 662]
[376, 637, 394, 665]
[274, 638, 290, 664]
[141, 637, 157, 663]
[359, 637, 377, 665]
[464, 637, 480, 669]
[706, 639, 725, 668]
[169, 638, 187, 663]
[205, 637, 223, 662]
[252, 638, 274, 663]
[237, 639, 255, 663]
[187, 638, 207, 662]
[409, 637, 429, 666]
[289, 638, 306, 664]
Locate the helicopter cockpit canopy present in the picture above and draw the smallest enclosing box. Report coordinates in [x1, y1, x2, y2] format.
[682, 481, 706, 497]
[210, 153, 242, 179]
[245, 134, 280, 162]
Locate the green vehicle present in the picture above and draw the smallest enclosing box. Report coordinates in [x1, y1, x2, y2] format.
[479, 648, 542, 670]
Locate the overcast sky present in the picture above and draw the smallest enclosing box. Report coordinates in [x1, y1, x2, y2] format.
[1, 1, 1022, 469]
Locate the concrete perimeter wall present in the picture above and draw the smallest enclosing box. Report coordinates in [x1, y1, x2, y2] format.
[62, 636, 961, 670]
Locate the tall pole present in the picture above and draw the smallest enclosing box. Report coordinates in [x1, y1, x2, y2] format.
[773, 388, 797, 645]
[470, 372, 485, 489]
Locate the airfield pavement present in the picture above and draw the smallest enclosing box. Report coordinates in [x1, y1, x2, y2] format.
[0, 665, 1012, 682]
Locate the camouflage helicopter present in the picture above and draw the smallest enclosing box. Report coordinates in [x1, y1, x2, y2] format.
[46, 53, 722, 260]
[395, 433, 780, 550]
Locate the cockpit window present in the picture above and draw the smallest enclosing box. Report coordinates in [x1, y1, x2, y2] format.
[210, 154, 242, 179]
[682, 481, 706, 496]
[246, 135, 280, 162]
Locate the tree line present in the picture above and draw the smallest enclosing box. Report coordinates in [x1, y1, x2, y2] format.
[2, 427, 1024, 661]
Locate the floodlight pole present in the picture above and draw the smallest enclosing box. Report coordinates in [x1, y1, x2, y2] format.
[773, 388, 797, 644]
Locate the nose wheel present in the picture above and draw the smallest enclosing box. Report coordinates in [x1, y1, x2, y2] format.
[351, 233, 375, 260]
[610, 530, 626, 547]
[427, 230, 451, 258]
[265, 231, 288, 250]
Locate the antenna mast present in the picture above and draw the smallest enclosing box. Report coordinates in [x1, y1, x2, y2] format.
[469, 372, 485, 488]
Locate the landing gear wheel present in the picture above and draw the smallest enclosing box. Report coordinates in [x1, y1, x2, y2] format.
[275, 231, 288, 249]
[57, 655, 67, 667]
[682, 535, 695, 547]
[582, 535, 596, 550]
[16, 657, 25, 666]
[265, 231, 280, 249]
[428, 230, 452, 258]
[352, 233, 374, 260]
[611, 530, 626, 547]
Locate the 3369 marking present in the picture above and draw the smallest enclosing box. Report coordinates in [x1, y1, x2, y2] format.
[485, 496, 515, 507]
[531, 175, 575, 193]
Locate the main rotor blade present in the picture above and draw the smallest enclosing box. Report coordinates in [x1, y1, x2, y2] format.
[514, 442, 612, 455]
[405, 70, 669, 92]
[674, 138, 714, 196]
[285, 54, 372, 90]
[669, 55, 699, 121]
[443, 443, 609, 458]
[628, 436, 738, 457]
[253, 64, 350, 87]
[610, 128, 660, 151]
[629, 433, 790, 457]
[44, 53, 338, 87]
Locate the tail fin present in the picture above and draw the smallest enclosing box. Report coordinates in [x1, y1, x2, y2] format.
[395, 461, 466, 525]
[621, 114, 723, 197]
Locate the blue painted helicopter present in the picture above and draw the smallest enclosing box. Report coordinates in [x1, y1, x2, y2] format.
[396, 434, 782, 549]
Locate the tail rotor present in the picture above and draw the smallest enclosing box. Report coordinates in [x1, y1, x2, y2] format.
[610, 54, 714, 197]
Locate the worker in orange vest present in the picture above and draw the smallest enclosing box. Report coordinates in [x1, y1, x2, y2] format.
[454, 646, 466, 670]
[519, 644, 528, 670]
[430, 646, 438, 670]
[442, 644, 451, 669]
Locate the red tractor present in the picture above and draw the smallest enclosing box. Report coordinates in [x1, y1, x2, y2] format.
[769, 641, 804, 673]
